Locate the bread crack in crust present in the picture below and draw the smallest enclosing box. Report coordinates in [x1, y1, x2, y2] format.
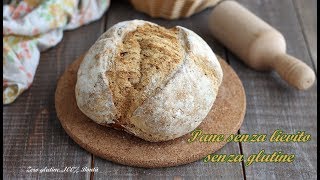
[107, 24, 184, 123]
[75, 20, 223, 142]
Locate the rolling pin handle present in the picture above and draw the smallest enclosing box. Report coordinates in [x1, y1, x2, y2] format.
[272, 54, 315, 90]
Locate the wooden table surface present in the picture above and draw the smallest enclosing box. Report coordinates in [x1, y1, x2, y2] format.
[3, 0, 317, 179]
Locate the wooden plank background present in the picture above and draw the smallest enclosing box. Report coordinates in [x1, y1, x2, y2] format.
[3, 0, 317, 179]
[230, 0, 317, 179]
[293, 0, 317, 72]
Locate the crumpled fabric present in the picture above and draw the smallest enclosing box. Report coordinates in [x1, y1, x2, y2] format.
[3, 0, 110, 104]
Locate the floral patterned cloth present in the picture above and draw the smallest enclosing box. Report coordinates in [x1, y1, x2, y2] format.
[3, 0, 110, 104]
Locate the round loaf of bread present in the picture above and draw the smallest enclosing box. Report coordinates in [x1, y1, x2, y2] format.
[75, 20, 223, 142]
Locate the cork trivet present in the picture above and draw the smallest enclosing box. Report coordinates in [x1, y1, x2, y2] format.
[55, 55, 246, 168]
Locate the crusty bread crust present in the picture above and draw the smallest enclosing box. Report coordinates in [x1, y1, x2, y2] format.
[75, 20, 223, 142]
[107, 24, 184, 125]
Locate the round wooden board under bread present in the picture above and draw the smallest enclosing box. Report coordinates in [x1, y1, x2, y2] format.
[55, 55, 246, 168]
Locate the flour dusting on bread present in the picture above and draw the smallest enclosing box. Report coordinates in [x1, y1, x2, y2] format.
[75, 20, 223, 142]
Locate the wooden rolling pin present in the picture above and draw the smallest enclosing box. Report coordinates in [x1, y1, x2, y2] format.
[208, 0, 315, 90]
